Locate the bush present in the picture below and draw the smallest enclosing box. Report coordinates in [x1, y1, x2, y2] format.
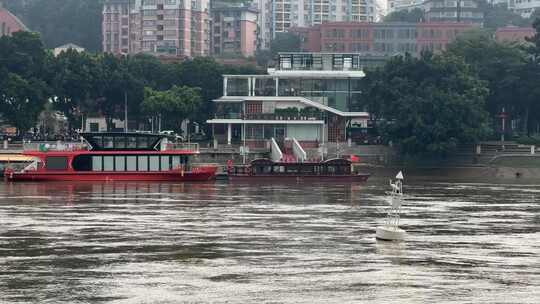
[516, 135, 540, 145]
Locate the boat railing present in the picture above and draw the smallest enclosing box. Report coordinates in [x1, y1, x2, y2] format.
[23, 142, 88, 152]
[165, 142, 200, 153]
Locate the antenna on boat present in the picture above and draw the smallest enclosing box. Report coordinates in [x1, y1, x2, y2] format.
[376, 171, 406, 241]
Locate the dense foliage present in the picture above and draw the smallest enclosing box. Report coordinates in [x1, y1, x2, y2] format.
[384, 8, 425, 23]
[0, 32, 260, 135]
[362, 53, 490, 155]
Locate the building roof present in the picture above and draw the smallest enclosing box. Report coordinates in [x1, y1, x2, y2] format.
[0, 7, 28, 32]
[55, 43, 85, 50]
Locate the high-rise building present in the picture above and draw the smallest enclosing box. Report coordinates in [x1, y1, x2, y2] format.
[102, 0, 210, 57]
[256, 0, 380, 49]
[211, 2, 258, 57]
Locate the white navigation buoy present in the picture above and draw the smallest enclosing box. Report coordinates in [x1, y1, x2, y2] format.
[376, 171, 406, 241]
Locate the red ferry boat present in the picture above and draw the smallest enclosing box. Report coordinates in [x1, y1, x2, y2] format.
[4, 132, 217, 182]
[227, 158, 370, 182]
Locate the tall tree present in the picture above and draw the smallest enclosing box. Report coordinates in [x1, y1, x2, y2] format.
[0, 31, 50, 135]
[362, 53, 490, 155]
[0, 74, 48, 135]
[446, 29, 527, 116]
[142, 85, 202, 133]
[384, 8, 425, 23]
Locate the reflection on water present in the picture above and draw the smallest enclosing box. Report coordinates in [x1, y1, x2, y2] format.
[0, 179, 539, 303]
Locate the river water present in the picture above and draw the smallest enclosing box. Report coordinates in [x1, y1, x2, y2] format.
[0, 175, 539, 303]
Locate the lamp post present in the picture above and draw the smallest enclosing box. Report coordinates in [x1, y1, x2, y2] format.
[499, 107, 508, 149]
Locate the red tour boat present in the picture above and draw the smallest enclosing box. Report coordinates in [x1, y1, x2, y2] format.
[4, 132, 217, 182]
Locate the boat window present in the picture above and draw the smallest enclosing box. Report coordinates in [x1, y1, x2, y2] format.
[92, 156, 103, 171]
[172, 155, 181, 169]
[115, 156, 126, 171]
[127, 137, 137, 149]
[327, 166, 336, 175]
[103, 156, 114, 171]
[149, 156, 160, 171]
[286, 166, 299, 174]
[126, 156, 137, 171]
[138, 155, 148, 171]
[273, 166, 285, 173]
[137, 137, 148, 149]
[115, 137, 126, 149]
[46, 156, 69, 170]
[104, 137, 114, 149]
[161, 156, 170, 171]
[300, 165, 315, 174]
[72, 155, 92, 171]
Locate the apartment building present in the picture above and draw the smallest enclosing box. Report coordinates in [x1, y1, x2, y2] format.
[512, 0, 540, 18]
[0, 4, 28, 37]
[291, 21, 476, 55]
[256, 0, 380, 49]
[424, 0, 483, 24]
[211, 3, 258, 57]
[102, 0, 210, 57]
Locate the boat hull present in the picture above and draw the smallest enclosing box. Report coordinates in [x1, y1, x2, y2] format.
[227, 173, 370, 182]
[5, 168, 217, 182]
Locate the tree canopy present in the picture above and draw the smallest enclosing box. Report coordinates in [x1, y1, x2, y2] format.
[0, 31, 51, 135]
[362, 53, 490, 155]
[384, 8, 425, 23]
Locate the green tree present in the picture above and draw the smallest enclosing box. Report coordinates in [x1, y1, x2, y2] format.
[479, 1, 529, 30]
[363, 53, 490, 155]
[446, 29, 527, 116]
[270, 32, 302, 55]
[0, 73, 49, 134]
[171, 57, 259, 124]
[0, 31, 50, 135]
[384, 8, 425, 23]
[142, 85, 202, 132]
[50, 49, 97, 129]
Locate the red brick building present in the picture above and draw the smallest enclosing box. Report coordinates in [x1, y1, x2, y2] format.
[0, 5, 27, 37]
[291, 21, 477, 56]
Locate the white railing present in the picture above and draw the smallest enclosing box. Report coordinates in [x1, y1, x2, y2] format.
[23, 142, 88, 152]
[292, 138, 307, 163]
[270, 138, 283, 162]
[165, 143, 199, 152]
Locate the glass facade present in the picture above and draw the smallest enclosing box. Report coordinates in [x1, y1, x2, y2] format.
[225, 77, 364, 112]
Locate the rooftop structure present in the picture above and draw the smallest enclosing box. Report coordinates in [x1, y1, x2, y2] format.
[53, 43, 85, 56]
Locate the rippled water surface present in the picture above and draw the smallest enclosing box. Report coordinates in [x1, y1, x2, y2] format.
[0, 176, 539, 303]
